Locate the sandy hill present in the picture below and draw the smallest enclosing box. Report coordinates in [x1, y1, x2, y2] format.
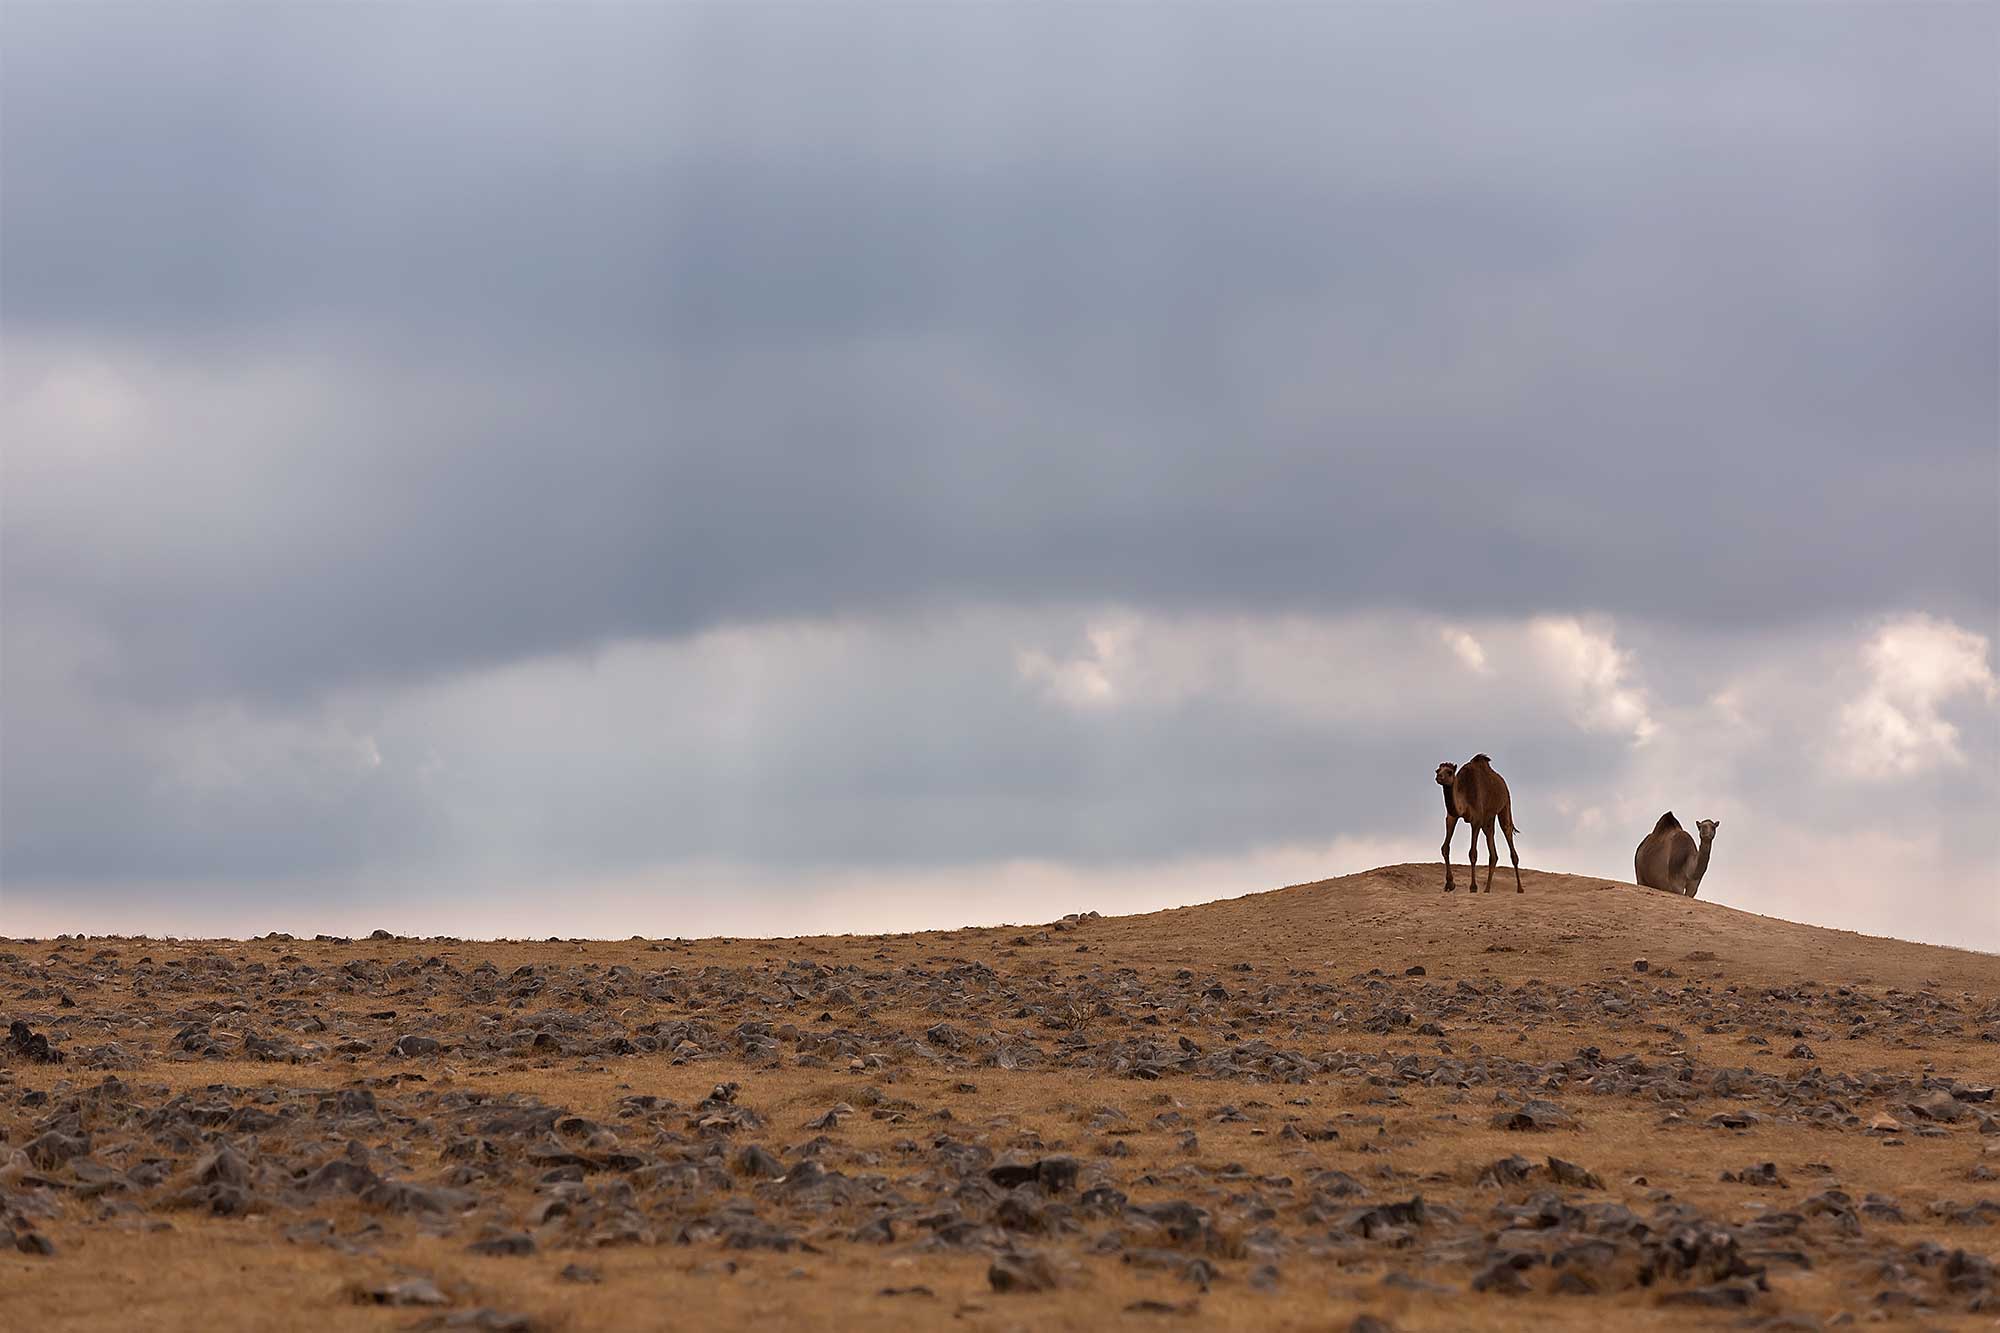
[1086, 863, 1997, 994]
[2, 865, 1996, 1331]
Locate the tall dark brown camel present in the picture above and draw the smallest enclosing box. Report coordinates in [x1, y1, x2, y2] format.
[1434, 754, 1522, 893]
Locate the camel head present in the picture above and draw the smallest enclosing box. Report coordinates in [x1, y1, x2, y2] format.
[1435, 761, 1457, 788]
[1696, 818, 1720, 841]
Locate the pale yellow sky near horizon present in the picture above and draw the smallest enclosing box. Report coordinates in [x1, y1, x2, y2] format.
[7, 831, 1995, 956]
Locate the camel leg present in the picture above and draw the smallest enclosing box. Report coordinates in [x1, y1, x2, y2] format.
[1466, 821, 1481, 893]
[1441, 814, 1459, 892]
[1500, 822, 1522, 893]
[1484, 822, 1499, 893]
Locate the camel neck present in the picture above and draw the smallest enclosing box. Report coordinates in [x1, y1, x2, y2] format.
[1688, 833, 1715, 889]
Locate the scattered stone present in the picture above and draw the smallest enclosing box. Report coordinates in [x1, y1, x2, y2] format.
[416, 1312, 541, 1332]
[1477, 1155, 1534, 1187]
[353, 1277, 449, 1307]
[25, 1130, 91, 1170]
[1381, 1272, 1451, 1296]
[1125, 1298, 1197, 1315]
[1658, 1281, 1760, 1308]
[1547, 1157, 1604, 1190]
[988, 1157, 1078, 1193]
[1471, 1258, 1532, 1293]
[988, 1249, 1059, 1293]
[1720, 1163, 1786, 1187]
[5, 1020, 62, 1063]
[1491, 1100, 1575, 1132]
[734, 1144, 786, 1179]
[1907, 1091, 1965, 1123]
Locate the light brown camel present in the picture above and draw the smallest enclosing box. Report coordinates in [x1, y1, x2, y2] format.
[1634, 812, 1718, 898]
[1435, 753, 1522, 893]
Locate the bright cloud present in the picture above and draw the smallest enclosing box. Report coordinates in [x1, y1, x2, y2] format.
[1530, 617, 1657, 745]
[1015, 621, 1134, 709]
[1836, 614, 1999, 779]
[1442, 627, 1489, 674]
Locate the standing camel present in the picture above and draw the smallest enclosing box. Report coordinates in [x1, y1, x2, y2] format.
[1434, 754, 1522, 893]
[1634, 812, 1719, 898]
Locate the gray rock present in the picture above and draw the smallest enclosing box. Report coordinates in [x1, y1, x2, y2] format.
[353, 1276, 449, 1307]
[988, 1249, 1059, 1292]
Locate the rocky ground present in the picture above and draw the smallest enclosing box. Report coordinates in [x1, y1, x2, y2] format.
[3, 863, 1997, 1330]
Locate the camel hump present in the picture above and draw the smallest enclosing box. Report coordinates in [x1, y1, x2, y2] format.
[1653, 811, 1681, 833]
[1469, 753, 1492, 766]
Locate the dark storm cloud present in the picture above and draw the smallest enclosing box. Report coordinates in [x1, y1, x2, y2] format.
[4, 4, 1993, 708]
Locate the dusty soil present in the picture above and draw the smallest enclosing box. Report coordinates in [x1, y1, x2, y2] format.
[3, 863, 1996, 1330]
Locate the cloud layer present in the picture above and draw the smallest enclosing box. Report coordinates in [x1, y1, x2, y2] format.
[7, 604, 1995, 947]
[3, 5, 1995, 948]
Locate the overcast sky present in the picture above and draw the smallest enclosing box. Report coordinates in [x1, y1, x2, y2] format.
[4, 4, 1996, 949]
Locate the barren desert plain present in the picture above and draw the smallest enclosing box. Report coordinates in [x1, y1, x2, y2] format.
[3, 863, 1997, 1331]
